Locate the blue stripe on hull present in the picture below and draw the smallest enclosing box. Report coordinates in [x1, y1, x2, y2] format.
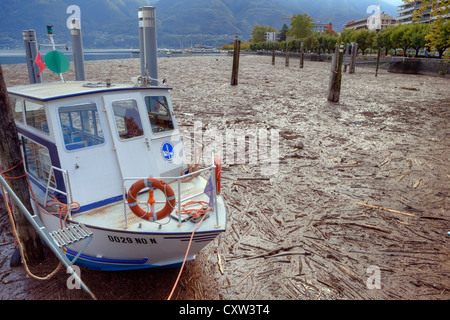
[65, 249, 186, 271]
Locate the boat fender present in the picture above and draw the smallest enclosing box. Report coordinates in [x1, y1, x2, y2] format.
[214, 156, 221, 195]
[127, 178, 176, 222]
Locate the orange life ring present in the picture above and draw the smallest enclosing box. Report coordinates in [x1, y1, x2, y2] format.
[127, 178, 176, 221]
[214, 156, 221, 195]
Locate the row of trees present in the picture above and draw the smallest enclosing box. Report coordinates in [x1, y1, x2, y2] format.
[249, 19, 449, 58]
[341, 24, 433, 57]
[248, 13, 341, 54]
[344, 22, 450, 58]
[246, 0, 449, 58]
[249, 33, 339, 54]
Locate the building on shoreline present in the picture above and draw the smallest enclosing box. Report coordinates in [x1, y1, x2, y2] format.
[397, 0, 430, 24]
[265, 32, 278, 42]
[343, 1, 448, 31]
[343, 12, 396, 31]
[397, 0, 449, 24]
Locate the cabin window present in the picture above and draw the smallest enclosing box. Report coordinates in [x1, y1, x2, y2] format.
[58, 102, 105, 151]
[25, 100, 49, 134]
[111, 99, 144, 140]
[22, 137, 55, 188]
[144, 96, 174, 134]
[9, 97, 24, 123]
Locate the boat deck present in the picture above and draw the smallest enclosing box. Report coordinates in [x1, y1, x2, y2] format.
[70, 176, 226, 235]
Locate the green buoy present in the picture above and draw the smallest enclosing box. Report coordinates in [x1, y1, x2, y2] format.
[45, 50, 70, 74]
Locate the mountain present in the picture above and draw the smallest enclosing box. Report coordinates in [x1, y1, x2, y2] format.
[0, 0, 399, 49]
[156, 0, 398, 33]
[0, 0, 151, 49]
[156, 0, 399, 47]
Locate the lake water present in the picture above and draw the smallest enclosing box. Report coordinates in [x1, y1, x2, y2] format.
[0, 48, 176, 65]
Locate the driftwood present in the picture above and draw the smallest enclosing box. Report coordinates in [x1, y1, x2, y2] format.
[266, 251, 311, 259]
[217, 252, 224, 275]
[355, 202, 415, 217]
[246, 245, 299, 260]
[256, 206, 281, 237]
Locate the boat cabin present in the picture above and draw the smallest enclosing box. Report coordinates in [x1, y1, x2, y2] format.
[7, 81, 187, 212]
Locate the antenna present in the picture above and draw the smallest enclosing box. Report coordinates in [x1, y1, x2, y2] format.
[39, 25, 70, 82]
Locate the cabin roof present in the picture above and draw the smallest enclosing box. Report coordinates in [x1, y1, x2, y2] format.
[8, 81, 172, 102]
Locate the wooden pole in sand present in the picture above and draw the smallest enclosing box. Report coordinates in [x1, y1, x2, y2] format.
[0, 64, 45, 263]
[349, 42, 358, 74]
[285, 41, 290, 67]
[327, 43, 345, 103]
[375, 47, 381, 77]
[299, 42, 304, 69]
[231, 34, 241, 86]
[272, 49, 275, 65]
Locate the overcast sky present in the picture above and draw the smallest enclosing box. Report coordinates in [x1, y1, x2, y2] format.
[383, 0, 404, 5]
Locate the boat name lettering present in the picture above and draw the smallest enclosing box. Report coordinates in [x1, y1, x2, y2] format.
[107, 235, 157, 245]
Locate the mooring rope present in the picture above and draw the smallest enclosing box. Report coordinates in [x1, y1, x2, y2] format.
[167, 210, 208, 300]
[1, 184, 63, 280]
[1, 161, 63, 281]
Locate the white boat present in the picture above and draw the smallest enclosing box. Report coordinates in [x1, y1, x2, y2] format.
[6, 77, 227, 271]
[189, 46, 220, 54]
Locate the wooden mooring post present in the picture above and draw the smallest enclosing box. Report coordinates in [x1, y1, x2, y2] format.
[349, 42, 358, 74]
[231, 34, 240, 86]
[375, 47, 381, 77]
[327, 43, 345, 103]
[285, 45, 290, 67]
[272, 49, 275, 65]
[299, 42, 304, 69]
[0, 65, 45, 263]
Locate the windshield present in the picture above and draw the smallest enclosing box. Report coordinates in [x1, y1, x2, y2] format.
[144, 96, 174, 134]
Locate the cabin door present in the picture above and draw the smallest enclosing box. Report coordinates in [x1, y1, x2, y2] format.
[103, 94, 157, 188]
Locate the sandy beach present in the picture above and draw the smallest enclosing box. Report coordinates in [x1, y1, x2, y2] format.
[1, 54, 449, 300]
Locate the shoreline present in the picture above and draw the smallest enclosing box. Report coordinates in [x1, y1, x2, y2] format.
[3, 52, 448, 85]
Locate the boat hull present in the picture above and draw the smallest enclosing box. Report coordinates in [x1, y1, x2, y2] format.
[35, 198, 226, 271]
[64, 227, 224, 271]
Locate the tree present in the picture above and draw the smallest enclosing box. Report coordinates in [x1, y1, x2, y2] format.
[0, 65, 45, 263]
[376, 27, 395, 55]
[304, 35, 320, 53]
[340, 29, 357, 46]
[354, 29, 376, 54]
[391, 24, 412, 56]
[324, 34, 339, 53]
[278, 24, 289, 42]
[317, 33, 339, 54]
[287, 39, 301, 51]
[406, 23, 431, 56]
[250, 25, 277, 43]
[288, 13, 314, 39]
[426, 18, 450, 58]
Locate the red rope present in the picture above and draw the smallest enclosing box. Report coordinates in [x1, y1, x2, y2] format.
[167, 212, 208, 300]
[0, 159, 27, 180]
[1, 158, 79, 229]
[176, 201, 212, 220]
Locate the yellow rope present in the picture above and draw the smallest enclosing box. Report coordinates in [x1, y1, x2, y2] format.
[1, 185, 62, 280]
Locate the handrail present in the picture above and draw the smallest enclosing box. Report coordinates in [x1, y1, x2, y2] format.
[121, 162, 218, 228]
[180, 134, 204, 168]
[45, 166, 74, 219]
